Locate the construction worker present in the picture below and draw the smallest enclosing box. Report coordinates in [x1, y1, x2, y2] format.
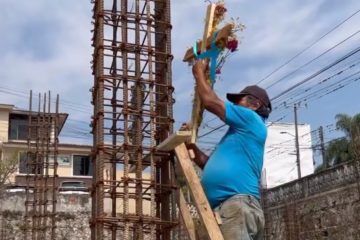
[188, 60, 272, 240]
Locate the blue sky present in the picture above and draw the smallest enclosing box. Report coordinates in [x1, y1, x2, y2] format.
[0, 0, 359, 148]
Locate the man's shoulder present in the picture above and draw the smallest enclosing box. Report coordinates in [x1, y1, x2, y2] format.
[225, 101, 265, 127]
[225, 101, 262, 118]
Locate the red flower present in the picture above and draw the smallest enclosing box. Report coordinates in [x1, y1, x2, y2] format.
[215, 5, 227, 16]
[226, 39, 238, 52]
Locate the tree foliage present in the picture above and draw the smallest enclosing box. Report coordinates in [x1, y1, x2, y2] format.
[0, 150, 18, 193]
[324, 113, 360, 168]
[326, 137, 351, 166]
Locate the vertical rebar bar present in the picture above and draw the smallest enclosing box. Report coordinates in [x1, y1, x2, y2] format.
[154, 1, 173, 238]
[43, 93, 49, 239]
[31, 93, 41, 240]
[92, 0, 105, 239]
[39, 92, 46, 239]
[121, 1, 130, 238]
[24, 91, 59, 240]
[24, 90, 33, 240]
[91, 1, 175, 239]
[146, 0, 156, 238]
[51, 94, 60, 239]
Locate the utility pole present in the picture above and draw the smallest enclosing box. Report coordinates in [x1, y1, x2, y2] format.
[294, 104, 301, 179]
[319, 126, 326, 167]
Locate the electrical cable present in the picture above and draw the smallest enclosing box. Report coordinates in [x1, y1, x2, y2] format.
[271, 45, 360, 101]
[256, 8, 360, 85]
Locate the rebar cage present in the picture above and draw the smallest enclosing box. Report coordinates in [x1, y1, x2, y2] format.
[24, 91, 60, 240]
[91, 0, 178, 239]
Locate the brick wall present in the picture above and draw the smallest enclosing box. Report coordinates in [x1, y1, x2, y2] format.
[0, 192, 91, 240]
[263, 160, 360, 240]
[3, 162, 359, 239]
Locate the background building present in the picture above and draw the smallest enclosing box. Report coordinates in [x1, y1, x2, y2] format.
[262, 122, 314, 188]
[0, 103, 92, 187]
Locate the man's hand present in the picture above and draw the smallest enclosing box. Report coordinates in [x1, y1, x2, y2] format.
[179, 122, 192, 132]
[185, 142, 209, 170]
[191, 58, 226, 121]
[192, 59, 210, 78]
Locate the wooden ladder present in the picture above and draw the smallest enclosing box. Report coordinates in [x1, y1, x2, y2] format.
[157, 131, 224, 240]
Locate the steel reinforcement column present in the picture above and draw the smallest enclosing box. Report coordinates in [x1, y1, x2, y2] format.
[24, 91, 59, 240]
[91, 0, 176, 239]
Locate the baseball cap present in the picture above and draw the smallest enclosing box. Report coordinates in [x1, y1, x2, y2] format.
[226, 85, 272, 118]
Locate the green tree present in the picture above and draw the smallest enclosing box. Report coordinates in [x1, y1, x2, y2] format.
[326, 137, 351, 166]
[325, 113, 360, 167]
[0, 150, 18, 194]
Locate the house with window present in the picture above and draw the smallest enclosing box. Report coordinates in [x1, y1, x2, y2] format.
[262, 122, 314, 188]
[0, 104, 93, 188]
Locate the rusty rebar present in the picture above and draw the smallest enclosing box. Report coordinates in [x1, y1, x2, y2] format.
[24, 91, 60, 240]
[91, 1, 176, 239]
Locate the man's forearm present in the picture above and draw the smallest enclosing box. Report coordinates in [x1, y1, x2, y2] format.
[194, 150, 209, 169]
[193, 70, 217, 108]
[192, 61, 225, 120]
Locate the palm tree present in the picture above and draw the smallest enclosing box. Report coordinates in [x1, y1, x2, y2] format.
[325, 137, 351, 166]
[324, 113, 360, 167]
[350, 114, 360, 160]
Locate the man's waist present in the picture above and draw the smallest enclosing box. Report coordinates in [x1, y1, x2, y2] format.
[204, 189, 260, 209]
[215, 194, 262, 210]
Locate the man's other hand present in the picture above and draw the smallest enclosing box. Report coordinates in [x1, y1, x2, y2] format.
[179, 122, 192, 132]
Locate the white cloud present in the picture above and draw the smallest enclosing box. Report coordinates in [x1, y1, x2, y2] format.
[0, 0, 360, 143]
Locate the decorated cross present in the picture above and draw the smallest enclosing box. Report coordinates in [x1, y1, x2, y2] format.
[183, 1, 243, 143]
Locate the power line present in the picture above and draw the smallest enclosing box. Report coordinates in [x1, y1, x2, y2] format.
[271, 58, 360, 107]
[265, 29, 360, 90]
[198, 123, 227, 139]
[272, 65, 360, 111]
[282, 72, 360, 109]
[271, 45, 360, 101]
[0, 85, 92, 112]
[266, 129, 317, 150]
[256, 8, 360, 85]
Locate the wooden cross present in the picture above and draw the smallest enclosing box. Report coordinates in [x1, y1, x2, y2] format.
[183, 3, 234, 143]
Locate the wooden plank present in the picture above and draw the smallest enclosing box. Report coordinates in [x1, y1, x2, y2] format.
[157, 131, 191, 151]
[178, 190, 197, 240]
[190, 4, 217, 144]
[174, 143, 224, 240]
[183, 24, 233, 62]
[201, 4, 216, 52]
[128, 131, 191, 172]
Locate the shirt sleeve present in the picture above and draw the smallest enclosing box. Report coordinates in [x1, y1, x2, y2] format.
[224, 100, 257, 128]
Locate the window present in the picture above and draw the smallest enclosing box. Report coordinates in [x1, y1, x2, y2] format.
[59, 181, 88, 192]
[9, 114, 28, 140]
[73, 155, 92, 176]
[49, 155, 71, 166]
[18, 152, 41, 174]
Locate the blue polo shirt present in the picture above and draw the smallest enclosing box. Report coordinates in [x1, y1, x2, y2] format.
[201, 101, 267, 209]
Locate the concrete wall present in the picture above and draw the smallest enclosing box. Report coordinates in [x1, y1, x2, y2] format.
[0, 108, 10, 142]
[3, 161, 359, 239]
[263, 160, 360, 240]
[0, 192, 91, 240]
[0, 189, 156, 240]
